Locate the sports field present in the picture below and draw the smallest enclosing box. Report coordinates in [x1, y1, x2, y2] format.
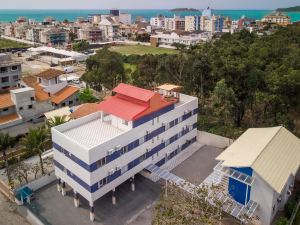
[0, 38, 28, 49]
[109, 45, 177, 55]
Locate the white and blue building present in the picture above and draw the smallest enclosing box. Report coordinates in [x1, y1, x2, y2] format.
[51, 83, 198, 221]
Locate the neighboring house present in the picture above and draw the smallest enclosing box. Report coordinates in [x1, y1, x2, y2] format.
[215, 126, 300, 225]
[51, 83, 198, 221]
[0, 54, 22, 91]
[69, 103, 98, 120]
[0, 93, 22, 129]
[22, 68, 80, 109]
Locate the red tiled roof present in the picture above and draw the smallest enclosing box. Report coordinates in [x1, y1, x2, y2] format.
[0, 113, 20, 124]
[98, 83, 175, 121]
[51, 86, 79, 105]
[113, 83, 155, 102]
[70, 103, 98, 119]
[98, 97, 148, 121]
[36, 69, 64, 80]
[0, 93, 15, 109]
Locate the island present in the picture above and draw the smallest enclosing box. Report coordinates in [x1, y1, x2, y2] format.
[171, 8, 200, 12]
[276, 5, 300, 12]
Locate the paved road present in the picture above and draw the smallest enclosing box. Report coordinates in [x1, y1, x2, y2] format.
[32, 174, 160, 225]
[0, 193, 30, 225]
[172, 145, 224, 185]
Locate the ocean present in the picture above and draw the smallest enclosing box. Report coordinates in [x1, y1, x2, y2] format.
[0, 9, 299, 23]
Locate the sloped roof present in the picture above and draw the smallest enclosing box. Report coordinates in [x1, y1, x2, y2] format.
[22, 76, 51, 102]
[156, 84, 182, 92]
[113, 83, 155, 102]
[0, 113, 20, 125]
[36, 69, 64, 80]
[0, 93, 15, 109]
[70, 103, 98, 119]
[51, 86, 79, 105]
[44, 107, 71, 120]
[217, 126, 300, 193]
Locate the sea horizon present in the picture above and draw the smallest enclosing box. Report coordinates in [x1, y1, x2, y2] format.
[0, 9, 299, 23]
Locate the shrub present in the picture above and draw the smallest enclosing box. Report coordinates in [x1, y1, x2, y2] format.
[276, 217, 289, 225]
[285, 201, 296, 219]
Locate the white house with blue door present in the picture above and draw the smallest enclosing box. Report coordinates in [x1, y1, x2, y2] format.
[216, 126, 300, 225]
[51, 83, 198, 221]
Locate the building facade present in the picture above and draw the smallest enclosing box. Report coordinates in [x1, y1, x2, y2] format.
[0, 54, 22, 91]
[52, 83, 198, 221]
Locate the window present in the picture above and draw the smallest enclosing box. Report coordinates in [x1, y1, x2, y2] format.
[19, 107, 23, 110]
[69, 100, 73, 105]
[157, 135, 160, 140]
[98, 177, 107, 188]
[139, 154, 146, 163]
[165, 139, 170, 146]
[11, 66, 18, 71]
[3, 108, 8, 112]
[122, 119, 128, 126]
[63, 167, 67, 174]
[28, 105, 33, 109]
[96, 157, 106, 169]
[178, 116, 183, 123]
[0, 67, 8, 73]
[61, 102, 66, 107]
[152, 119, 154, 125]
[1, 77, 9, 83]
[30, 97, 35, 101]
[157, 116, 159, 123]
[121, 146, 128, 155]
[139, 136, 145, 145]
[13, 75, 19, 81]
[152, 138, 154, 143]
[165, 122, 170, 130]
[75, 98, 79, 102]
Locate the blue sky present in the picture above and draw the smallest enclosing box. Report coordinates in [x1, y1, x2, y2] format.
[0, 0, 299, 10]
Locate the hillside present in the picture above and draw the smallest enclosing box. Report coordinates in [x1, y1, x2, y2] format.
[277, 6, 300, 12]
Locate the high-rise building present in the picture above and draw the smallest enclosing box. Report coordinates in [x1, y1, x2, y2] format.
[110, 9, 120, 17]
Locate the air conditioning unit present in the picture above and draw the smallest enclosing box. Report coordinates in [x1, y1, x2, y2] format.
[108, 149, 115, 155]
[289, 184, 294, 189]
[146, 131, 150, 135]
[287, 190, 292, 196]
[146, 148, 151, 153]
[115, 145, 121, 150]
[184, 110, 189, 114]
[277, 197, 282, 202]
[108, 169, 115, 175]
[162, 122, 166, 126]
[116, 165, 121, 171]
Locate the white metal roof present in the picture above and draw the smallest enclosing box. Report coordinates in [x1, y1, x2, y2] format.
[217, 126, 300, 193]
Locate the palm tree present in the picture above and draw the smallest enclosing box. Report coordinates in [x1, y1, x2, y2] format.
[0, 133, 14, 183]
[20, 127, 50, 175]
[47, 115, 70, 128]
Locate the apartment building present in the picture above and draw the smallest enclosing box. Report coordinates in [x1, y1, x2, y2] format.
[119, 13, 132, 25]
[185, 16, 200, 32]
[0, 54, 22, 91]
[150, 32, 211, 47]
[150, 16, 165, 28]
[25, 27, 43, 43]
[99, 17, 119, 41]
[52, 83, 198, 221]
[40, 28, 69, 46]
[78, 26, 103, 43]
[262, 13, 292, 26]
[174, 16, 185, 31]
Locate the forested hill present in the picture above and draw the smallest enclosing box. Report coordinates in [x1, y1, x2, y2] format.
[277, 6, 300, 12]
[82, 24, 300, 138]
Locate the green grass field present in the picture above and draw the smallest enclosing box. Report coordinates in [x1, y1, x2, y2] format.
[0, 38, 28, 49]
[109, 45, 178, 55]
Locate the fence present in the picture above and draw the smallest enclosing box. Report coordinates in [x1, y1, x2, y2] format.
[289, 196, 300, 225]
[197, 131, 234, 149]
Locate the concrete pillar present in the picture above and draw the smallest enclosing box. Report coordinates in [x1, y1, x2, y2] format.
[89, 202, 95, 222]
[112, 189, 116, 205]
[131, 177, 135, 192]
[73, 191, 79, 208]
[61, 182, 66, 196]
[57, 178, 61, 192]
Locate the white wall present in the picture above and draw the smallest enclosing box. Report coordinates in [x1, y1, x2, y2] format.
[197, 131, 233, 148]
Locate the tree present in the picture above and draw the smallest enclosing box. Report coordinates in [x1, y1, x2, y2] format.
[20, 127, 50, 175]
[135, 33, 150, 42]
[153, 182, 250, 225]
[11, 161, 31, 185]
[72, 40, 90, 52]
[276, 217, 289, 225]
[78, 88, 99, 103]
[82, 48, 126, 90]
[47, 115, 70, 128]
[171, 42, 187, 50]
[0, 133, 14, 184]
